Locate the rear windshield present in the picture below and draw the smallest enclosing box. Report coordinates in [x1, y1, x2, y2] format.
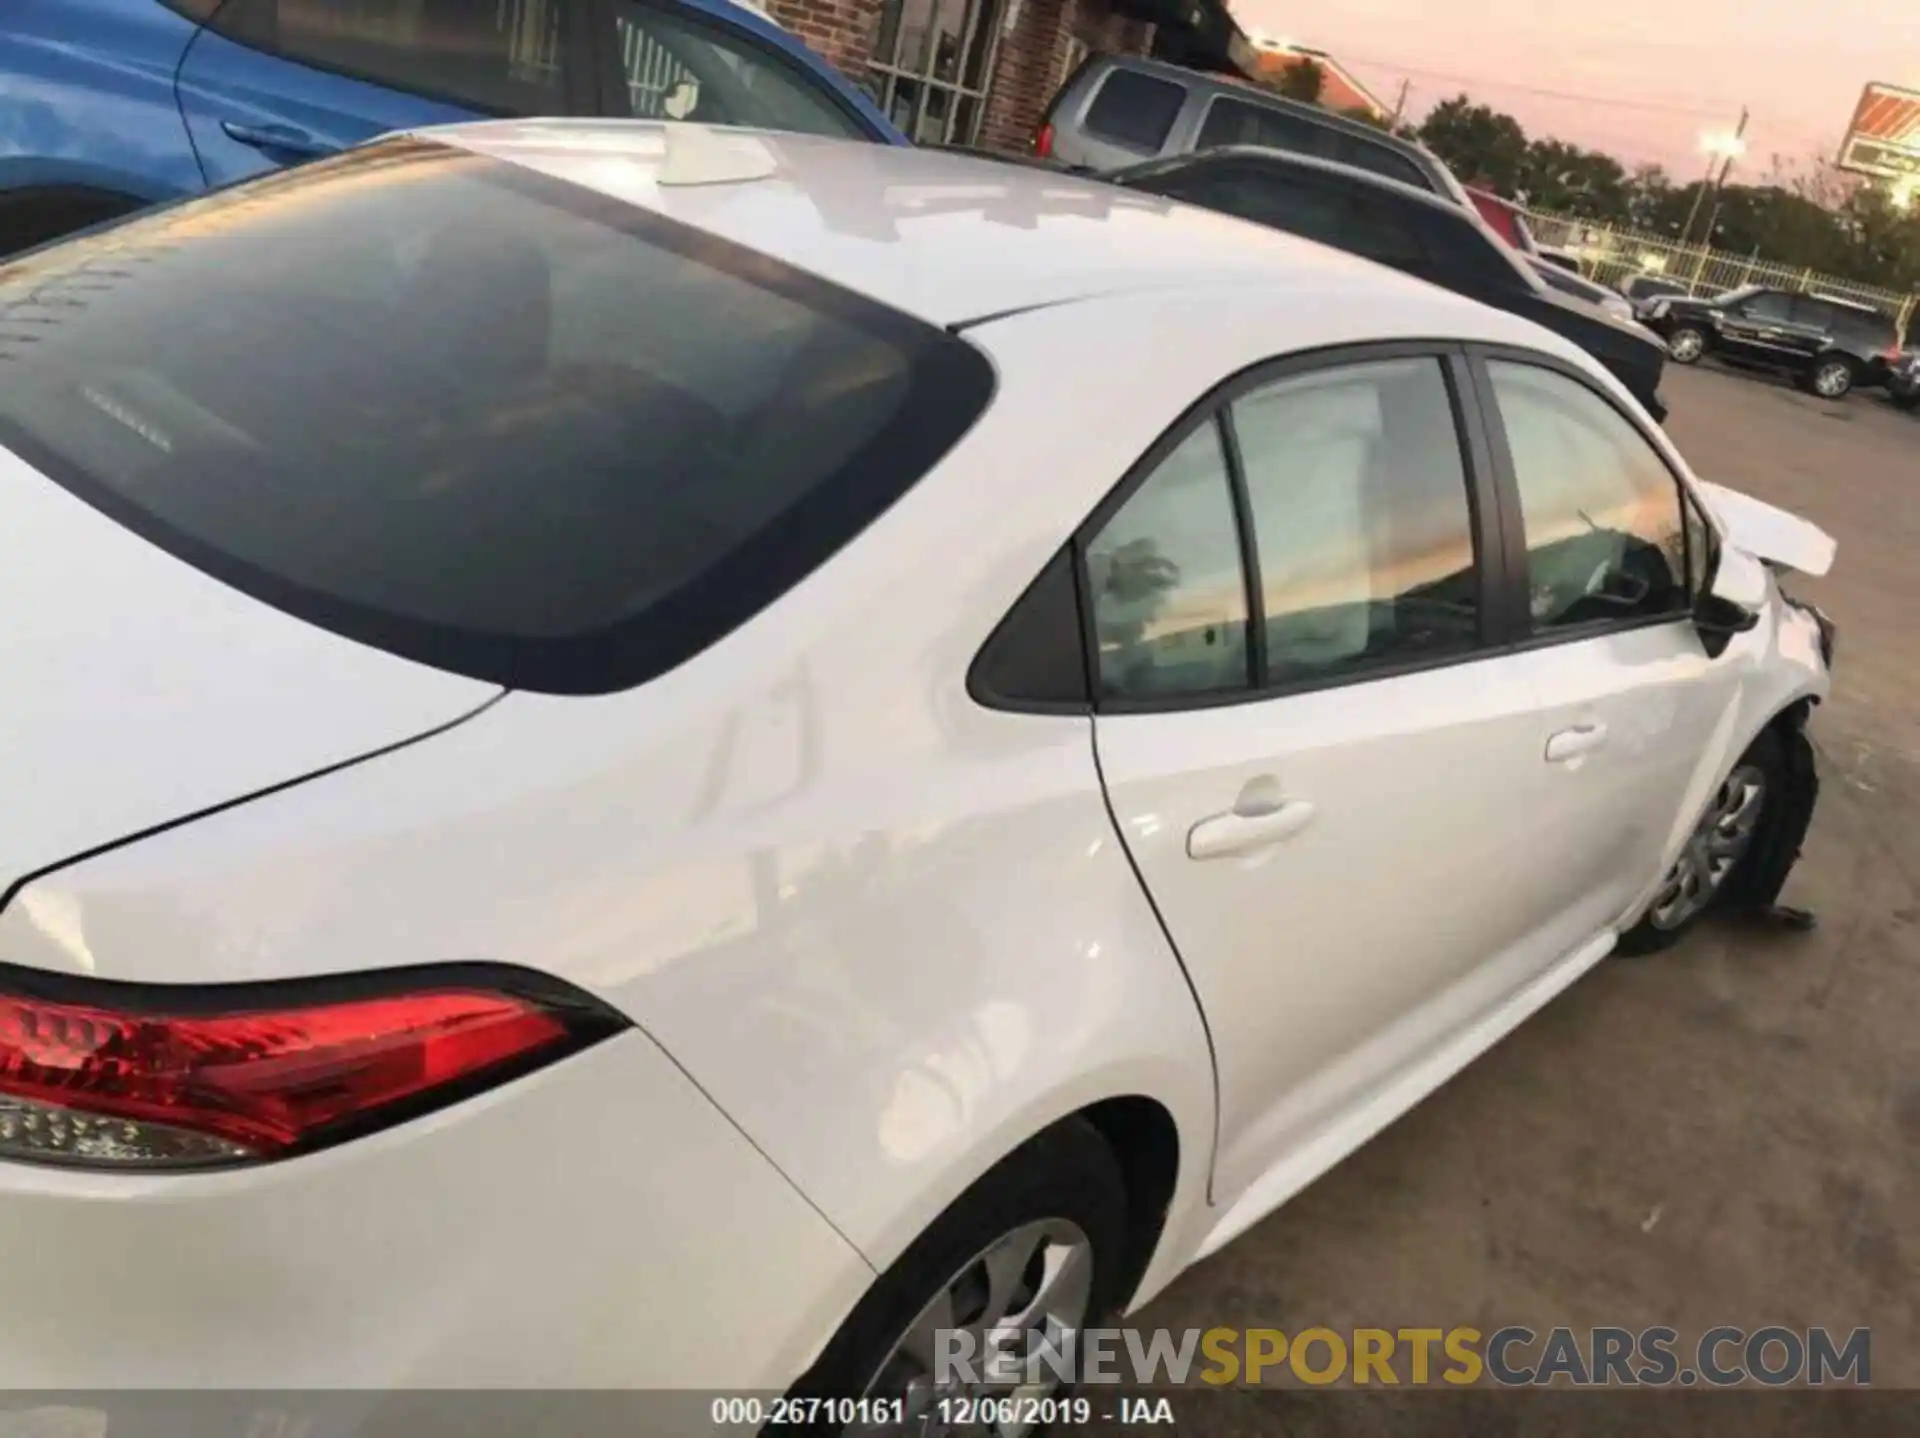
[0, 139, 992, 693]
[1084, 69, 1187, 152]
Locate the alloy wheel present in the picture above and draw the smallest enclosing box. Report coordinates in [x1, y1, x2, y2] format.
[1648, 764, 1768, 931]
[1813, 361, 1853, 397]
[857, 1218, 1095, 1437]
[1669, 329, 1706, 362]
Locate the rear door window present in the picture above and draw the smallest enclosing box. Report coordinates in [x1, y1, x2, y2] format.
[0, 139, 993, 694]
[214, 0, 572, 114]
[1083, 69, 1188, 152]
[599, 0, 871, 138]
[1195, 98, 1329, 158]
[1739, 290, 1794, 322]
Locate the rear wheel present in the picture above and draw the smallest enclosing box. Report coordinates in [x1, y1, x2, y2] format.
[1805, 355, 1857, 399]
[1667, 325, 1708, 364]
[1617, 731, 1783, 956]
[789, 1119, 1128, 1436]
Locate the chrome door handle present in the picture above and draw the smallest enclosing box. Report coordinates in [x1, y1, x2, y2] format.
[1187, 800, 1316, 860]
[1544, 723, 1609, 763]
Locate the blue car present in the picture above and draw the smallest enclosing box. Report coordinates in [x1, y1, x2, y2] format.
[0, 0, 905, 254]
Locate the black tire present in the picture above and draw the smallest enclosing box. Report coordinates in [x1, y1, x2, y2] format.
[1801, 355, 1857, 399]
[1666, 325, 1709, 365]
[1617, 729, 1786, 957]
[786, 1119, 1128, 1432]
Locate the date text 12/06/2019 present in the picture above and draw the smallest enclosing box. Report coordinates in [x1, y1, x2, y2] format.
[710, 1395, 1176, 1429]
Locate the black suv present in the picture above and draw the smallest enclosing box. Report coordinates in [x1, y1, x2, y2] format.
[1642, 285, 1903, 399]
[1112, 147, 1670, 420]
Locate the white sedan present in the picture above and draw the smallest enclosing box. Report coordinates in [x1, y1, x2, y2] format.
[0, 122, 1834, 1419]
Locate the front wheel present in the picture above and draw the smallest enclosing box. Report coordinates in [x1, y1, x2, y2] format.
[1805, 355, 1857, 398]
[1667, 325, 1709, 364]
[787, 1119, 1128, 1436]
[1617, 731, 1783, 956]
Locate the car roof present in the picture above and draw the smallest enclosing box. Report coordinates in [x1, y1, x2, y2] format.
[1807, 291, 1887, 315]
[422, 120, 1503, 328]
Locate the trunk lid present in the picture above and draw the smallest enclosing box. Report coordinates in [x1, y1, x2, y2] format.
[0, 447, 499, 900]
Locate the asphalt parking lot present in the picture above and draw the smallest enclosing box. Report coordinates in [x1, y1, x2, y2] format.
[1118, 363, 1920, 1415]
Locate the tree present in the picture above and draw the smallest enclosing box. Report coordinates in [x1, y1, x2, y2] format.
[1417, 95, 1529, 193]
[1276, 59, 1324, 105]
[1517, 140, 1630, 221]
[1401, 91, 1920, 291]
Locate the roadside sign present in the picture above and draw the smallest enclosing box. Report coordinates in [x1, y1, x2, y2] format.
[1837, 81, 1920, 180]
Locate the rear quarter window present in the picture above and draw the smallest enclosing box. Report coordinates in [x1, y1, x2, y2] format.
[1823, 306, 1897, 349]
[1326, 134, 1433, 191]
[1083, 69, 1187, 152]
[0, 140, 993, 694]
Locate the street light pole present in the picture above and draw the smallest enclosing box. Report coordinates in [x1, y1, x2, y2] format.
[1682, 106, 1749, 246]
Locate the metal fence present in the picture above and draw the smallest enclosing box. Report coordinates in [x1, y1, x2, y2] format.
[1523, 210, 1916, 339]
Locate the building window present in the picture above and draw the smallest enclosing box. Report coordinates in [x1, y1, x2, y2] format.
[868, 0, 1005, 145]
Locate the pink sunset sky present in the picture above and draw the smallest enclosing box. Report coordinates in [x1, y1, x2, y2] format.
[1231, 0, 1920, 178]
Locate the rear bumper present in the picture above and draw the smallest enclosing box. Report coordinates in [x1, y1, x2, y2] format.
[0, 1028, 871, 1389]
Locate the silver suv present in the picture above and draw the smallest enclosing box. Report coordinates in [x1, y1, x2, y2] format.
[1039, 53, 1470, 204]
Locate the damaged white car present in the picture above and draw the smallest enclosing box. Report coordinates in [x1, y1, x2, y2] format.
[0, 124, 1834, 1421]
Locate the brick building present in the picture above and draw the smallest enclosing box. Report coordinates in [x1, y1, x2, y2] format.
[763, 0, 1189, 152]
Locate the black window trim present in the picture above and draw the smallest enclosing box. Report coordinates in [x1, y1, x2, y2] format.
[582, 0, 885, 139]
[0, 141, 998, 696]
[1042, 340, 1512, 717]
[1466, 342, 1705, 656]
[204, 0, 600, 119]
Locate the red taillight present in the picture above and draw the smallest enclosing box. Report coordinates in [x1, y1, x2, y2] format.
[1035, 123, 1054, 158]
[0, 969, 624, 1169]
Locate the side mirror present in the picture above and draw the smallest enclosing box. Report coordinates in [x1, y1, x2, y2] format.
[1694, 543, 1766, 657]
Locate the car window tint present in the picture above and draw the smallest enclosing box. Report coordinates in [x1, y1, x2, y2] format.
[1086, 423, 1250, 700]
[1195, 98, 1331, 158]
[1232, 358, 1479, 682]
[1144, 165, 1428, 276]
[1424, 208, 1531, 293]
[218, 0, 566, 113]
[0, 139, 992, 694]
[1326, 133, 1433, 190]
[1488, 361, 1688, 631]
[605, 0, 867, 137]
[1816, 304, 1895, 348]
[1740, 291, 1793, 322]
[1083, 69, 1187, 152]
[1322, 189, 1428, 274]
